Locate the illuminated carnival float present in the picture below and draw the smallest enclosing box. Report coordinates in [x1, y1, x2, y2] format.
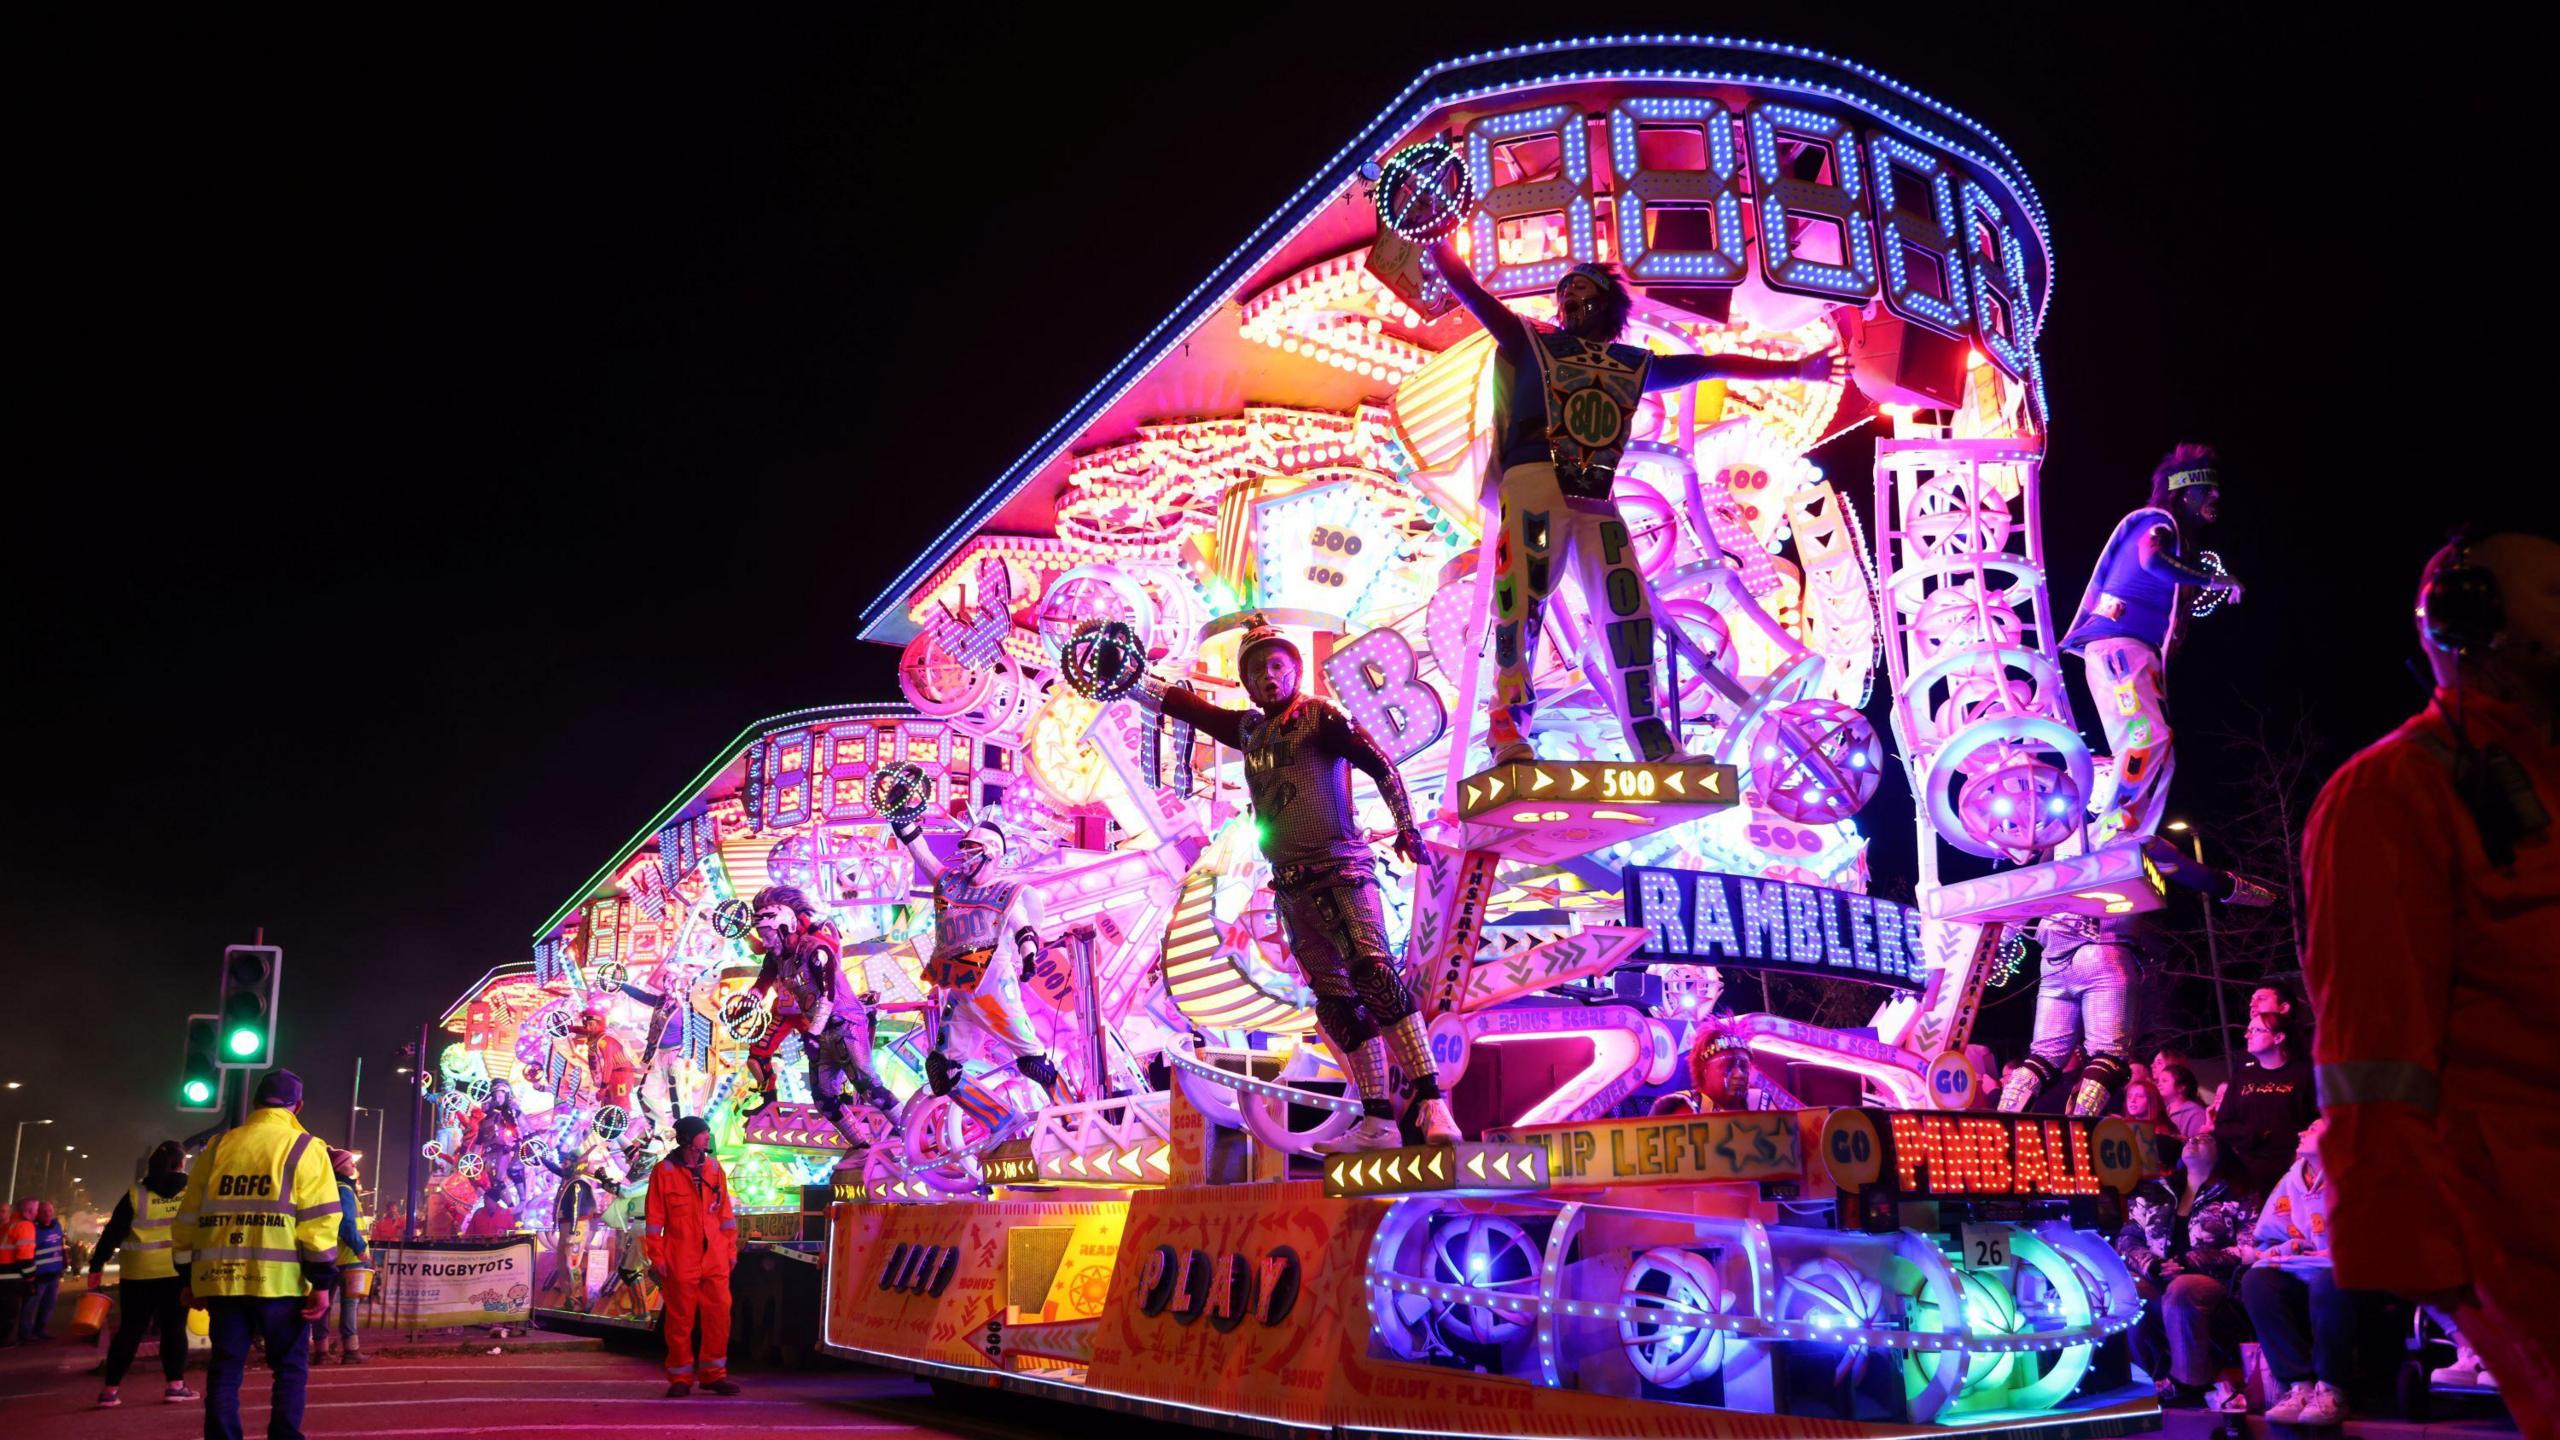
[454, 35, 2257, 1432]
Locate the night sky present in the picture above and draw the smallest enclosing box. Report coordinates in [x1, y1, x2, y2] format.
[8, 8, 2520, 1208]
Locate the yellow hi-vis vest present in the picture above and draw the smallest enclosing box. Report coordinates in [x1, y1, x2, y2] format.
[173, 1107, 343, 1299]
[120, 1182, 184, 1282]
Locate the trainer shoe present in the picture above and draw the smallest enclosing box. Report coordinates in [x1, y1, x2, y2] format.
[1410, 1097, 1463, 1146]
[1313, 1116, 1403, 1154]
[1490, 741, 1535, 766]
[2295, 1381, 2345, 1426]
[702, 1378, 741, 1396]
[95, 1389, 120, 1408]
[2264, 1381, 2314, 1423]
[664, 1381, 692, 1398]
[165, 1382, 200, 1402]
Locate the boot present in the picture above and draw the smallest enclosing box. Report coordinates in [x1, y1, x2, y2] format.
[1996, 1062, 2045, 1113]
[342, 1343, 368, 1365]
[2065, 1074, 2112, 1118]
[1485, 707, 1535, 766]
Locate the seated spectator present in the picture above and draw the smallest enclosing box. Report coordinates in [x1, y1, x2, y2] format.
[2156, 1061, 2211, 1138]
[2116, 1130, 2260, 1408]
[2213, 1010, 2318, 1196]
[2237, 1116, 2365, 1426]
[2119, 1076, 2178, 1172]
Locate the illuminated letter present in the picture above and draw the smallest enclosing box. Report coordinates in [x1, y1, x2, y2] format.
[1958, 180, 2042, 393]
[1737, 879, 1789, 961]
[1324, 628, 1448, 764]
[1960, 1118, 2012, 1192]
[1847, 896, 1881, 972]
[1465, 103, 1598, 294]
[1743, 102, 1880, 302]
[1889, 1112, 1929, 1191]
[1784, 884, 1826, 967]
[1872, 901, 1906, 982]
[1608, 97, 1747, 284]
[1636, 868, 1690, 956]
[1693, 872, 1741, 955]
[1818, 889, 1854, 969]
[1864, 133, 1970, 335]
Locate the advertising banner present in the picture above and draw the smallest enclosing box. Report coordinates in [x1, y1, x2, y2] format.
[364, 1237, 535, 1329]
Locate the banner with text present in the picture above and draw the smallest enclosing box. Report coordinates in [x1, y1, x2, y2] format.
[364, 1237, 535, 1329]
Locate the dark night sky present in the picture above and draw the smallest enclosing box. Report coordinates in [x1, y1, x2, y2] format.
[7, 8, 2523, 1206]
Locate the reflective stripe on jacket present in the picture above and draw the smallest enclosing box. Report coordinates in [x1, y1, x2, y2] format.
[173, 1106, 344, 1298]
[121, 1183, 184, 1282]
[643, 1155, 737, 1281]
[32, 1221, 66, 1274]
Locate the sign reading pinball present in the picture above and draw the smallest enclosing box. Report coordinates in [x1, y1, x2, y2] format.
[1622, 863, 1930, 988]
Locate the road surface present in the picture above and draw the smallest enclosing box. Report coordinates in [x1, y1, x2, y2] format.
[0, 1330, 1207, 1440]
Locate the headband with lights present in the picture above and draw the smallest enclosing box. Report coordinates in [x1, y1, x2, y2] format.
[2165, 467, 2219, 492]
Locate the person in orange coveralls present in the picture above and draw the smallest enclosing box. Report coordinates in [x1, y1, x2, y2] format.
[644, 1115, 740, 1399]
[2301, 527, 2558, 1434]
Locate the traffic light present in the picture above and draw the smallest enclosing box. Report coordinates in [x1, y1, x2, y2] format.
[179, 1013, 222, 1111]
[216, 944, 283, 1070]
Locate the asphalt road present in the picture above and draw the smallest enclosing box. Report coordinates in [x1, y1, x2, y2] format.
[0, 1325, 1205, 1440]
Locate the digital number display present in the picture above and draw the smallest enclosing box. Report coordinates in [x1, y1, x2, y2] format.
[1459, 760, 1734, 816]
[1599, 767, 1657, 799]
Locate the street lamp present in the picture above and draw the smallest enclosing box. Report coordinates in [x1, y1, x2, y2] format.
[8, 1118, 55, 1202]
[2167, 819, 2236, 1056]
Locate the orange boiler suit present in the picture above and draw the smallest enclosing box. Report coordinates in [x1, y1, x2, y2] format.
[643, 1153, 738, 1386]
[2302, 687, 2558, 1434]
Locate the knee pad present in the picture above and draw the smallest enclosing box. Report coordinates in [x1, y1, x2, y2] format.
[925, 1050, 960, 1097]
[1349, 958, 1415, 1026]
[1016, 1054, 1059, 1089]
[1314, 997, 1377, 1052]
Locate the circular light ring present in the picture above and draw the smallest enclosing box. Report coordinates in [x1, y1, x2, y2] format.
[1619, 1247, 1737, 1388]
[1060, 619, 1149, 701]
[1237, 1040, 1359, 1154]
[1374, 140, 1475, 243]
[1424, 1214, 1541, 1346]
[1034, 564, 1154, 657]
[864, 762, 933, 825]
[719, 991, 772, 1043]
[1898, 471, 2017, 559]
[1953, 752, 2085, 856]
[709, 898, 757, 941]
[899, 1094, 993, 1193]
[896, 629, 995, 718]
[1750, 697, 1885, 822]
[1882, 551, 2043, 614]
[1710, 649, 1826, 766]
[1909, 580, 2026, 662]
[1925, 712, 2099, 855]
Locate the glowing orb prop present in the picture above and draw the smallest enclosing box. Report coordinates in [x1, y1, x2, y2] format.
[1619, 1247, 1740, 1388]
[709, 898, 756, 941]
[1060, 618, 1148, 701]
[591, 1105, 631, 1143]
[1955, 753, 2083, 854]
[1749, 698, 1884, 822]
[1374, 141, 1474, 243]
[865, 761, 932, 825]
[1420, 1213, 1539, 1346]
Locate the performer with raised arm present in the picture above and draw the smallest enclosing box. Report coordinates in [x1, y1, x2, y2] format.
[743, 885, 898, 1147]
[1427, 237, 1831, 763]
[890, 814, 1060, 1102]
[2062, 443, 2244, 846]
[1143, 616, 1461, 1150]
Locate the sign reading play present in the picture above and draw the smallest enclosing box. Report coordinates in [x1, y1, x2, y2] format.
[1623, 865, 1929, 990]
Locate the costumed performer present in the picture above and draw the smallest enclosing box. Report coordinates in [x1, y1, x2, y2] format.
[745, 885, 899, 1148]
[2062, 443, 2244, 847]
[1142, 616, 1461, 1150]
[1427, 237, 1831, 764]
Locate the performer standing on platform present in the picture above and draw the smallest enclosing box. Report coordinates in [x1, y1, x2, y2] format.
[1426, 238, 1829, 763]
[1145, 617, 1461, 1150]
[2002, 910, 2143, 1117]
[892, 815, 1059, 1107]
[744, 886, 898, 1148]
[2062, 444, 2244, 846]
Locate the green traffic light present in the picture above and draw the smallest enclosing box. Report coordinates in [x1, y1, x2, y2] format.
[183, 1078, 213, 1104]
[227, 1027, 262, 1057]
